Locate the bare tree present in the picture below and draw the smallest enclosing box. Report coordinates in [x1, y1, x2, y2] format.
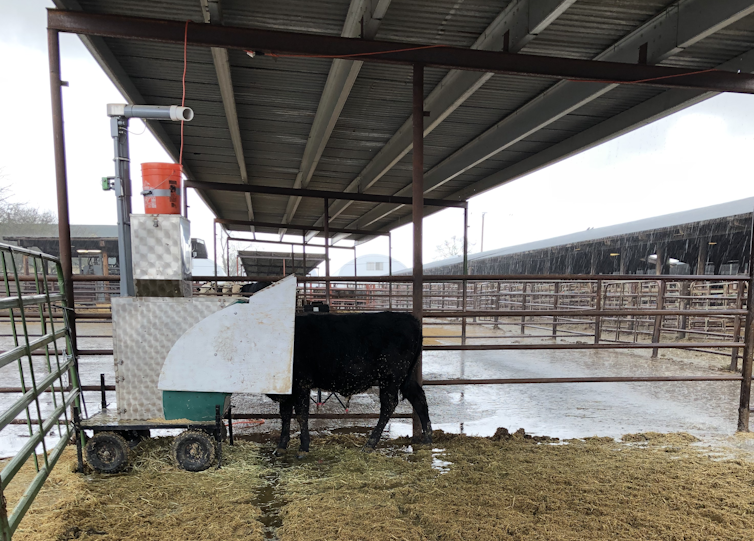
[0, 180, 56, 225]
[434, 235, 473, 261]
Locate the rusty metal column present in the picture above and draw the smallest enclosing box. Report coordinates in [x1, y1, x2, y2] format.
[737, 212, 754, 431]
[412, 63, 424, 441]
[302, 230, 307, 302]
[730, 279, 745, 371]
[388, 233, 393, 310]
[49, 29, 77, 354]
[213, 220, 218, 290]
[651, 279, 666, 359]
[462, 206, 468, 346]
[593, 279, 603, 344]
[323, 199, 331, 305]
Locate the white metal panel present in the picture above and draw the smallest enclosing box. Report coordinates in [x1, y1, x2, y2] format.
[131, 214, 191, 280]
[112, 296, 234, 420]
[158, 275, 296, 394]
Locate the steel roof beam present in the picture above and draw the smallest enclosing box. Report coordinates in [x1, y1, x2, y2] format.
[185, 179, 465, 207]
[216, 218, 388, 238]
[279, 0, 392, 236]
[48, 9, 754, 92]
[314, 0, 575, 237]
[351, 0, 754, 234]
[200, 0, 254, 230]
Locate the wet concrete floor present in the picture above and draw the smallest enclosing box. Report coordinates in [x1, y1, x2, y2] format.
[0, 321, 745, 457]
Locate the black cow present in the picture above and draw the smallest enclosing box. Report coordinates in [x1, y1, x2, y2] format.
[240, 281, 272, 295]
[269, 312, 431, 457]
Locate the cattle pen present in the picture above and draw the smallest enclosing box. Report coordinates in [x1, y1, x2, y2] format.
[6, 0, 754, 539]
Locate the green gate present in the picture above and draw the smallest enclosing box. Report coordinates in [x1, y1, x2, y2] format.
[0, 243, 82, 540]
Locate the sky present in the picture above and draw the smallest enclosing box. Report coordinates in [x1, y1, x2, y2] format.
[3, 1, 754, 275]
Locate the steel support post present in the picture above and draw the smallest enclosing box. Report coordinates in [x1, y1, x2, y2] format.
[552, 281, 560, 337]
[738, 210, 754, 431]
[731, 279, 745, 370]
[213, 220, 218, 290]
[412, 63, 424, 441]
[462, 207, 468, 346]
[111, 115, 135, 297]
[48, 29, 77, 355]
[388, 233, 393, 310]
[353, 245, 357, 304]
[651, 279, 667, 359]
[594, 279, 602, 344]
[302, 231, 307, 301]
[323, 199, 331, 305]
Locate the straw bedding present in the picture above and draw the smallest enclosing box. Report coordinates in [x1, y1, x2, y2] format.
[5, 430, 754, 540]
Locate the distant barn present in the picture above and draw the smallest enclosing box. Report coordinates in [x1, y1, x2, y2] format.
[415, 198, 753, 276]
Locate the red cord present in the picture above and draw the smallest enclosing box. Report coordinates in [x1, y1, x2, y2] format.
[245, 43, 445, 60]
[179, 20, 188, 166]
[570, 67, 718, 85]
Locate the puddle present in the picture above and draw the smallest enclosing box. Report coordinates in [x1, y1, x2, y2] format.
[252, 453, 289, 540]
[431, 448, 452, 474]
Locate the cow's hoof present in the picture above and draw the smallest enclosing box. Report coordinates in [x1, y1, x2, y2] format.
[422, 434, 433, 445]
[362, 442, 377, 452]
[273, 447, 286, 457]
[296, 451, 308, 459]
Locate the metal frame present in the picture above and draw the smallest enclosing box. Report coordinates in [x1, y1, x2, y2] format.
[0, 244, 81, 540]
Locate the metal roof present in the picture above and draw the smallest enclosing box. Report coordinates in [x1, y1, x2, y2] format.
[237, 250, 325, 276]
[52, 0, 754, 241]
[420, 197, 754, 272]
[0, 224, 118, 240]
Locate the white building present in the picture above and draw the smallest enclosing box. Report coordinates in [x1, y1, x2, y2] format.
[336, 254, 406, 276]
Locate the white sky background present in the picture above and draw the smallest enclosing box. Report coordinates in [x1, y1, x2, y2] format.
[3, 2, 754, 275]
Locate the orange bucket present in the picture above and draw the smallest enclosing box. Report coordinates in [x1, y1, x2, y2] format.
[141, 163, 182, 214]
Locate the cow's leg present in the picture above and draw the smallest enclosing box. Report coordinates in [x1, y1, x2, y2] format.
[275, 396, 294, 456]
[294, 389, 311, 458]
[365, 386, 400, 449]
[402, 378, 433, 444]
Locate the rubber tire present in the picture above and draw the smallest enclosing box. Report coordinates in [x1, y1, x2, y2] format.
[85, 432, 130, 474]
[171, 430, 216, 472]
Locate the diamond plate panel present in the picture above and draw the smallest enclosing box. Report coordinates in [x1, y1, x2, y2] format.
[131, 214, 191, 281]
[112, 296, 233, 420]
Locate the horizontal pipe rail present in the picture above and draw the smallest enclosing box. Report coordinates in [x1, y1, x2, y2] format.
[0, 357, 74, 432]
[424, 375, 744, 385]
[1, 390, 77, 490]
[425, 342, 738, 351]
[0, 293, 64, 311]
[0, 329, 67, 371]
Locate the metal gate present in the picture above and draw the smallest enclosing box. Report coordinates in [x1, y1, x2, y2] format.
[0, 243, 81, 540]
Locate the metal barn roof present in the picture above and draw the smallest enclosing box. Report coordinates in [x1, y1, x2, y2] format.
[51, 0, 754, 241]
[419, 197, 754, 272]
[238, 250, 325, 276]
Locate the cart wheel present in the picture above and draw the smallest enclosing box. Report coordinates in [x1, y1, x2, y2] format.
[85, 432, 130, 474]
[171, 430, 216, 472]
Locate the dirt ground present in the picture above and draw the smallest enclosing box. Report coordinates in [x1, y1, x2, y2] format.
[6, 430, 754, 541]
[3, 320, 754, 539]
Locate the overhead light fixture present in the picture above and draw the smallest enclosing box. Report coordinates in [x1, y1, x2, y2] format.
[610, 253, 620, 257]
[77, 249, 101, 254]
[708, 242, 717, 245]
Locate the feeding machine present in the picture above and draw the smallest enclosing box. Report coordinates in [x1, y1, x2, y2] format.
[77, 103, 296, 473]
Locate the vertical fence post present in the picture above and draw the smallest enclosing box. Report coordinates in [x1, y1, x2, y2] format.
[388, 233, 393, 311]
[737, 214, 754, 431]
[594, 279, 603, 344]
[730, 279, 745, 371]
[323, 198, 331, 305]
[678, 281, 691, 339]
[520, 282, 527, 335]
[651, 280, 666, 359]
[552, 281, 560, 337]
[462, 206, 468, 345]
[412, 63, 424, 441]
[302, 230, 307, 302]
